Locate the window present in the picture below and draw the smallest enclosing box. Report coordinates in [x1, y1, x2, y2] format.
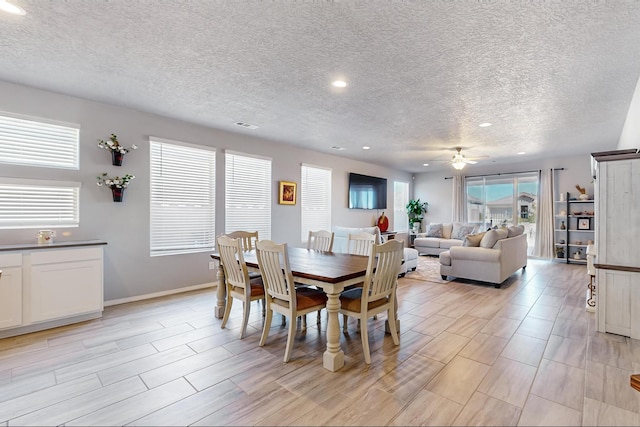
[394, 181, 409, 232]
[150, 137, 216, 256]
[301, 164, 332, 241]
[225, 151, 272, 240]
[0, 178, 80, 229]
[0, 112, 79, 169]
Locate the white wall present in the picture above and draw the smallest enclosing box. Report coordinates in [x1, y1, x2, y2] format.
[0, 80, 411, 301]
[413, 154, 596, 225]
[618, 75, 640, 151]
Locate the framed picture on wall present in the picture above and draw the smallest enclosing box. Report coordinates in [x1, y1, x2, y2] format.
[578, 217, 591, 230]
[278, 181, 297, 205]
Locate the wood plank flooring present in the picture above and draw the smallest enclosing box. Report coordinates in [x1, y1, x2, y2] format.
[1, 258, 640, 426]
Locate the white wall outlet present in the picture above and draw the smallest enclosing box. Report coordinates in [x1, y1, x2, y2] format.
[208, 261, 216, 270]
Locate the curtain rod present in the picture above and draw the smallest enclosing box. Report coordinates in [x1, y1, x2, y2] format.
[444, 167, 565, 180]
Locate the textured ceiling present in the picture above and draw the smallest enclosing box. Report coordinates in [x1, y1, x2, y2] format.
[1, 1, 640, 172]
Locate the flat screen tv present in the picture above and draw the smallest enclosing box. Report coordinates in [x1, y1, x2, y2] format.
[348, 173, 387, 210]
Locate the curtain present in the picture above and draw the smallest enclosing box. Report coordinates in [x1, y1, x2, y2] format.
[534, 168, 554, 258]
[452, 175, 465, 223]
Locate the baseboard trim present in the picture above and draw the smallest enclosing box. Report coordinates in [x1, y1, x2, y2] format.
[104, 282, 218, 307]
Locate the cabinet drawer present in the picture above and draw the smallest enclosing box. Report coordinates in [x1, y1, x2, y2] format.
[0, 253, 22, 267]
[31, 247, 103, 265]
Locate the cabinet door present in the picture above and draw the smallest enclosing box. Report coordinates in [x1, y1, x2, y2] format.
[0, 266, 23, 329]
[30, 260, 102, 323]
[597, 269, 640, 339]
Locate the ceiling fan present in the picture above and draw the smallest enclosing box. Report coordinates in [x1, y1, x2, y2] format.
[451, 147, 478, 170]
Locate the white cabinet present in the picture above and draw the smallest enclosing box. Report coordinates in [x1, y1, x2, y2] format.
[0, 242, 105, 338]
[0, 253, 23, 329]
[593, 149, 640, 339]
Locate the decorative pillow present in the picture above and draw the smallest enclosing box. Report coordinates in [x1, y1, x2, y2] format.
[451, 223, 476, 240]
[480, 229, 508, 248]
[507, 224, 525, 237]
[463, 231, 486, 247]
[425, 223, 443, 238]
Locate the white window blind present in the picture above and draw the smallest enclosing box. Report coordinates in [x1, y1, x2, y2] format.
[301, 164, 332, 242]
[394, 181, 409, 232]
[225, 151, 272, 240]
[0, 178, 80, 229]
[0, 112, 79, 169]
[150, 138, 216, 256]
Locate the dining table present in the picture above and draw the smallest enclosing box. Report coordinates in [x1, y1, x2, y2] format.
[210, 247, 371, 371]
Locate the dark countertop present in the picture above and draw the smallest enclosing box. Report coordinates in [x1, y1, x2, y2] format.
[0, 240, 107, 252]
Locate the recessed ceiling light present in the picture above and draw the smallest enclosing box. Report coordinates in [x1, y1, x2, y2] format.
[517, 151, 526, 155]
[0, 0, 26, 15]
[362, 146, 370, 150]
[423, 163, 429, 166]
[479, 122, 492, 127]
[332, 80, 347, 88]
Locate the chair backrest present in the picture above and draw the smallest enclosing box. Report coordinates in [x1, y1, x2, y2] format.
[347, 232, 376, 256]
[256, 240, 296, 305]
[216, 235, 251, 291]
[362, 239, 404, 305]
[307, 230, 334, 252]
[225, 230, 259, 251]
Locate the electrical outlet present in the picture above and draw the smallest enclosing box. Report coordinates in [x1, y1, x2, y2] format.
[208, 261, 216, 270]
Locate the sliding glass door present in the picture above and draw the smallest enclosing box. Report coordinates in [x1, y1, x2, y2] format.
[466, 172, 538, 254]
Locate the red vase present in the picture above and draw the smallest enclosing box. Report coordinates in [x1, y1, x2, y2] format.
[112, 151, 124, 166]
[111, 186, 124, 202]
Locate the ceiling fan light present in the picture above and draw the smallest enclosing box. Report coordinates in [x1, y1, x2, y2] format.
[452, 159, 466, 170]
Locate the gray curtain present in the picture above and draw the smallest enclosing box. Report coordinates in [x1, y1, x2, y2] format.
[452, 175, 465, 223]
[534, 168, 554, 258]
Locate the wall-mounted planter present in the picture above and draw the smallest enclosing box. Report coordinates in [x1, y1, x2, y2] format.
[98, 133, 137, 166]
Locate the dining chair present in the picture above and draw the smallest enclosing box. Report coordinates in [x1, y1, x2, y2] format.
[339, 239, 403, 364]
[256, 240, 327, 362]
[307, 230, 334, 251]
[217, 235, 265, 339]
[347, 232, 377, 256]
[224, 230, 261, 281]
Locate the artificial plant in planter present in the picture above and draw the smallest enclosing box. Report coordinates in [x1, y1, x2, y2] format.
[406, 199, 428, 232]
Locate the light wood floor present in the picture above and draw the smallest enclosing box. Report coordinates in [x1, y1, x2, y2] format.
[1, 258, 640, 426]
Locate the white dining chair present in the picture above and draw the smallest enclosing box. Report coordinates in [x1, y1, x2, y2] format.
[347, 232, 377, 256]
[307, 230, 334, 252]
[225, 230, 259, 251]
[256, 240, 327, 362]
[217, 235, 265, 339]
[339, 239, 403, 364]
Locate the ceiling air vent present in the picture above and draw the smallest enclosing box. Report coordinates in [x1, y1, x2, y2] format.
[331, 146, 346, 151]
[234, 122, 259, 130]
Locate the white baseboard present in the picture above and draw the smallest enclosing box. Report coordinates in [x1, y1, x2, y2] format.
[104, 282, 218, 307]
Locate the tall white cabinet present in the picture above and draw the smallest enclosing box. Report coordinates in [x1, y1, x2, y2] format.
[0, 241, 106, 338]
[592, 149, 640, 339]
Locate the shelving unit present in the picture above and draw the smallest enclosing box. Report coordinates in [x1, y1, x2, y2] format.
[554, 192, 595, 264]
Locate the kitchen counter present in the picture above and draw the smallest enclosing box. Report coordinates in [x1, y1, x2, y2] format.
[0, 239, 107, 252]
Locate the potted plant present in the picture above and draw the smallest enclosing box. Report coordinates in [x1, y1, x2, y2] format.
[97, 173, 135, 202]
[98, 134, 137, 166]
[406, 199, 428, 232]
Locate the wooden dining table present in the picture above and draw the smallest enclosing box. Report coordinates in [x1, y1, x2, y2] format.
[210, 247, 370, 371]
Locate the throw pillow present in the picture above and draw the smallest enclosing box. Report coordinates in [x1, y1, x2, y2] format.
[480, 229, 508, 248]
[507, 224, 525, 237]
[425, 223, 443, 238]
[463, 231, 486, 247]
[451, 223, 476, 240]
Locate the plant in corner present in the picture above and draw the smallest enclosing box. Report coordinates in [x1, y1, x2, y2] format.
[406, 199, 428, 231]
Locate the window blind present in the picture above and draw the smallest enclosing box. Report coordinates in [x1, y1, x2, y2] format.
[0, 112, 79, 169]
[150, 138, 216, 256]
[0, 178, 80, 229]
[225, 151, 271, 240]
[301, 164, 332, 241]
[394, 181, 409, 232]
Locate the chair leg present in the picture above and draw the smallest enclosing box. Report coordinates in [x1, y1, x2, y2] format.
[262, 298, 266, 317]
[221, 294, 233, 330]
[342, 314, 348, 333]
[317, 309, 322, 325]
[302, 314, 307, 331]
[361, 316, 371, 364]
[239, 300, 250, 339]
[281, 314, 286, 326]
[388, 307, 399, 345]
[283, 313, 297, 363]
[259, 306, 273, 346]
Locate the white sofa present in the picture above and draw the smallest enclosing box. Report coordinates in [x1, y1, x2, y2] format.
[332, 225, 418, 275]
[438, 228, 528, 288]
[413, 223, 477, 256]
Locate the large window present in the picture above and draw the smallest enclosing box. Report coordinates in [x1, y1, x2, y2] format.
[393, 181, 409, 232]
[225, 151, 272, 240]
[466, 172, 538, 253]
[301, 164, 332, 241]
[0, 112, 79, 169]
[0, 178, 80, 229]
[150, 137, 216, 256]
